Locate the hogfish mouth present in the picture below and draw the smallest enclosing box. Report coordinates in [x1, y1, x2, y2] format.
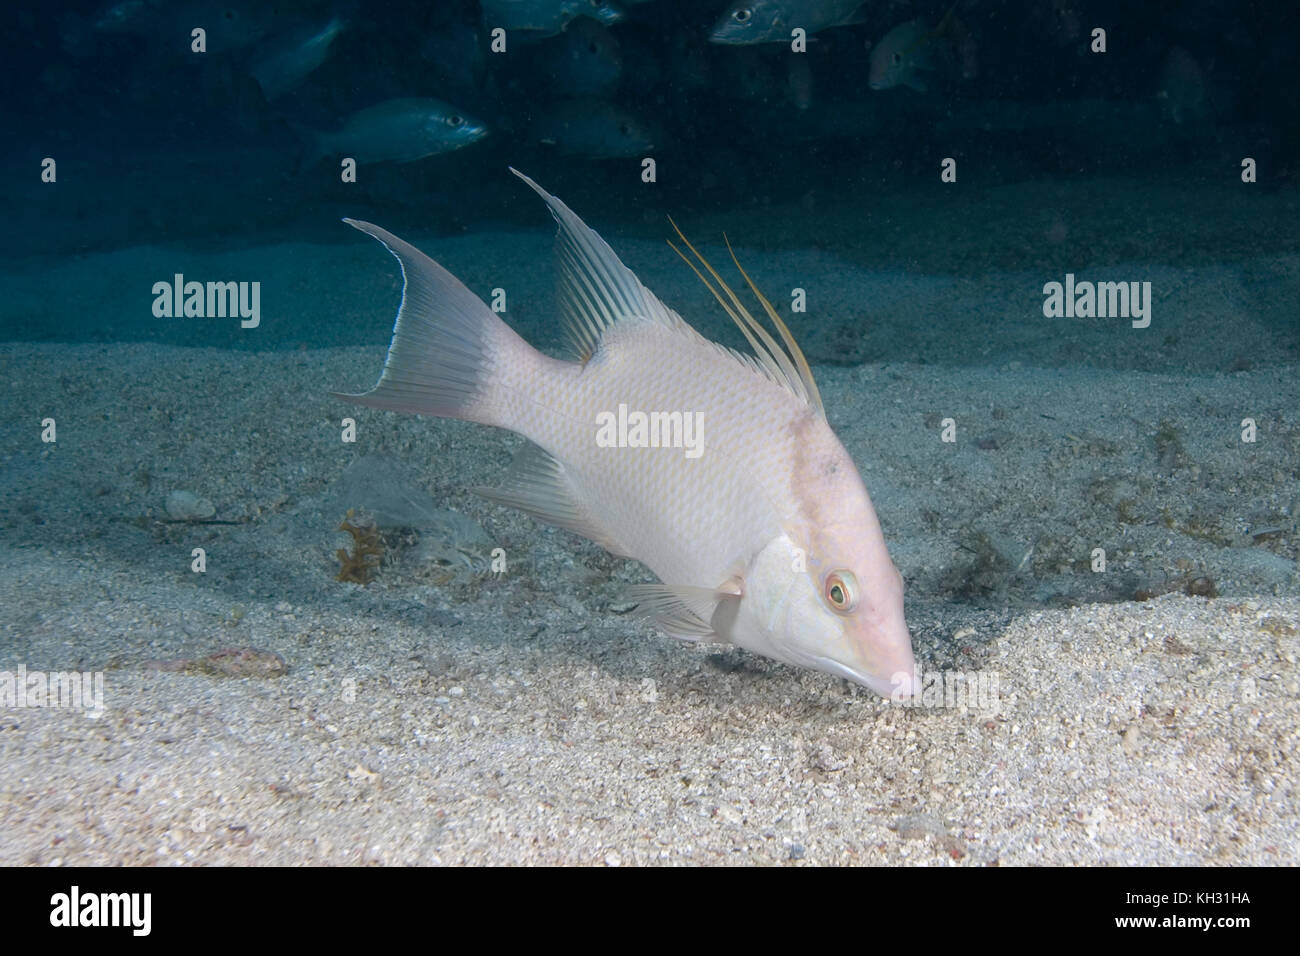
[806, 653, 919, 699]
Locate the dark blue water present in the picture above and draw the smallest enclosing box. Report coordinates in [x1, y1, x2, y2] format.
[2, 0, 1298, 366]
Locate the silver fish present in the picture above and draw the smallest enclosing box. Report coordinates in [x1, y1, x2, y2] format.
[419, 11, 491, 102]
[532, 99, 654, 158]
[710, 0, 865, 45]
[481, 0, 624, 38]
[248, 15, 346, 101]
[335, 171, 918, 697]
[869, 19, 936, 92]
[299, 98, 488, 167]
[542, 17, 623, 96]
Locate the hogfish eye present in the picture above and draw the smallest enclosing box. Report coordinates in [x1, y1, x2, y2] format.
[892, 51, 903, 65]
[823, 570, 859, 612]
[733, 8, 752, 23]
[448, 115, 464, 127]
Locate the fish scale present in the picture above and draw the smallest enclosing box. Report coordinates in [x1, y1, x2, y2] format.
[555, 319, 802, 578]
[336, 170, 918, 696]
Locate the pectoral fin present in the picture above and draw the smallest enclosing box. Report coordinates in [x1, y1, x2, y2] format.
[473, 442, 631, 557]
[623, 581, 742, 644]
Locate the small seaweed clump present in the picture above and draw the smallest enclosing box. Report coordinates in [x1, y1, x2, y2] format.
[1153, 419, 1186, 472]
[144, 646, 287, 678]
[1134, 571, 1217, 601]
[331, 456, 495, 583]
[336, 509, 384, 584]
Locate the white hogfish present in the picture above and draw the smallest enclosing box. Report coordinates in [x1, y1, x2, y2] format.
[336, 170, 917, 697]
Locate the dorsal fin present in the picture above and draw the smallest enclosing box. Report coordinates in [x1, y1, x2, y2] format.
[511, 167, 823, 415]
[510, 167, 690, 362]
[666, 223, 824, 416]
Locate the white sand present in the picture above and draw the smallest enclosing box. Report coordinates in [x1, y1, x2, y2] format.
[1, 227, 1297, 865]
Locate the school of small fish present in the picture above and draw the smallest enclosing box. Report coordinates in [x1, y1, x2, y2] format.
[57, 0, 1226, 167]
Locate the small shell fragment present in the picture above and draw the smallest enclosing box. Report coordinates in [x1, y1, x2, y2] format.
[165, 490, 215, 521]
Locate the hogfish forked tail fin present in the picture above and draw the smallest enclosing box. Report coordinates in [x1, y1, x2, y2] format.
[330, 218, 535, 429]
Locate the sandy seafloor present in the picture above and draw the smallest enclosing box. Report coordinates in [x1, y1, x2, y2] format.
[2, 219, 1298, 866]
